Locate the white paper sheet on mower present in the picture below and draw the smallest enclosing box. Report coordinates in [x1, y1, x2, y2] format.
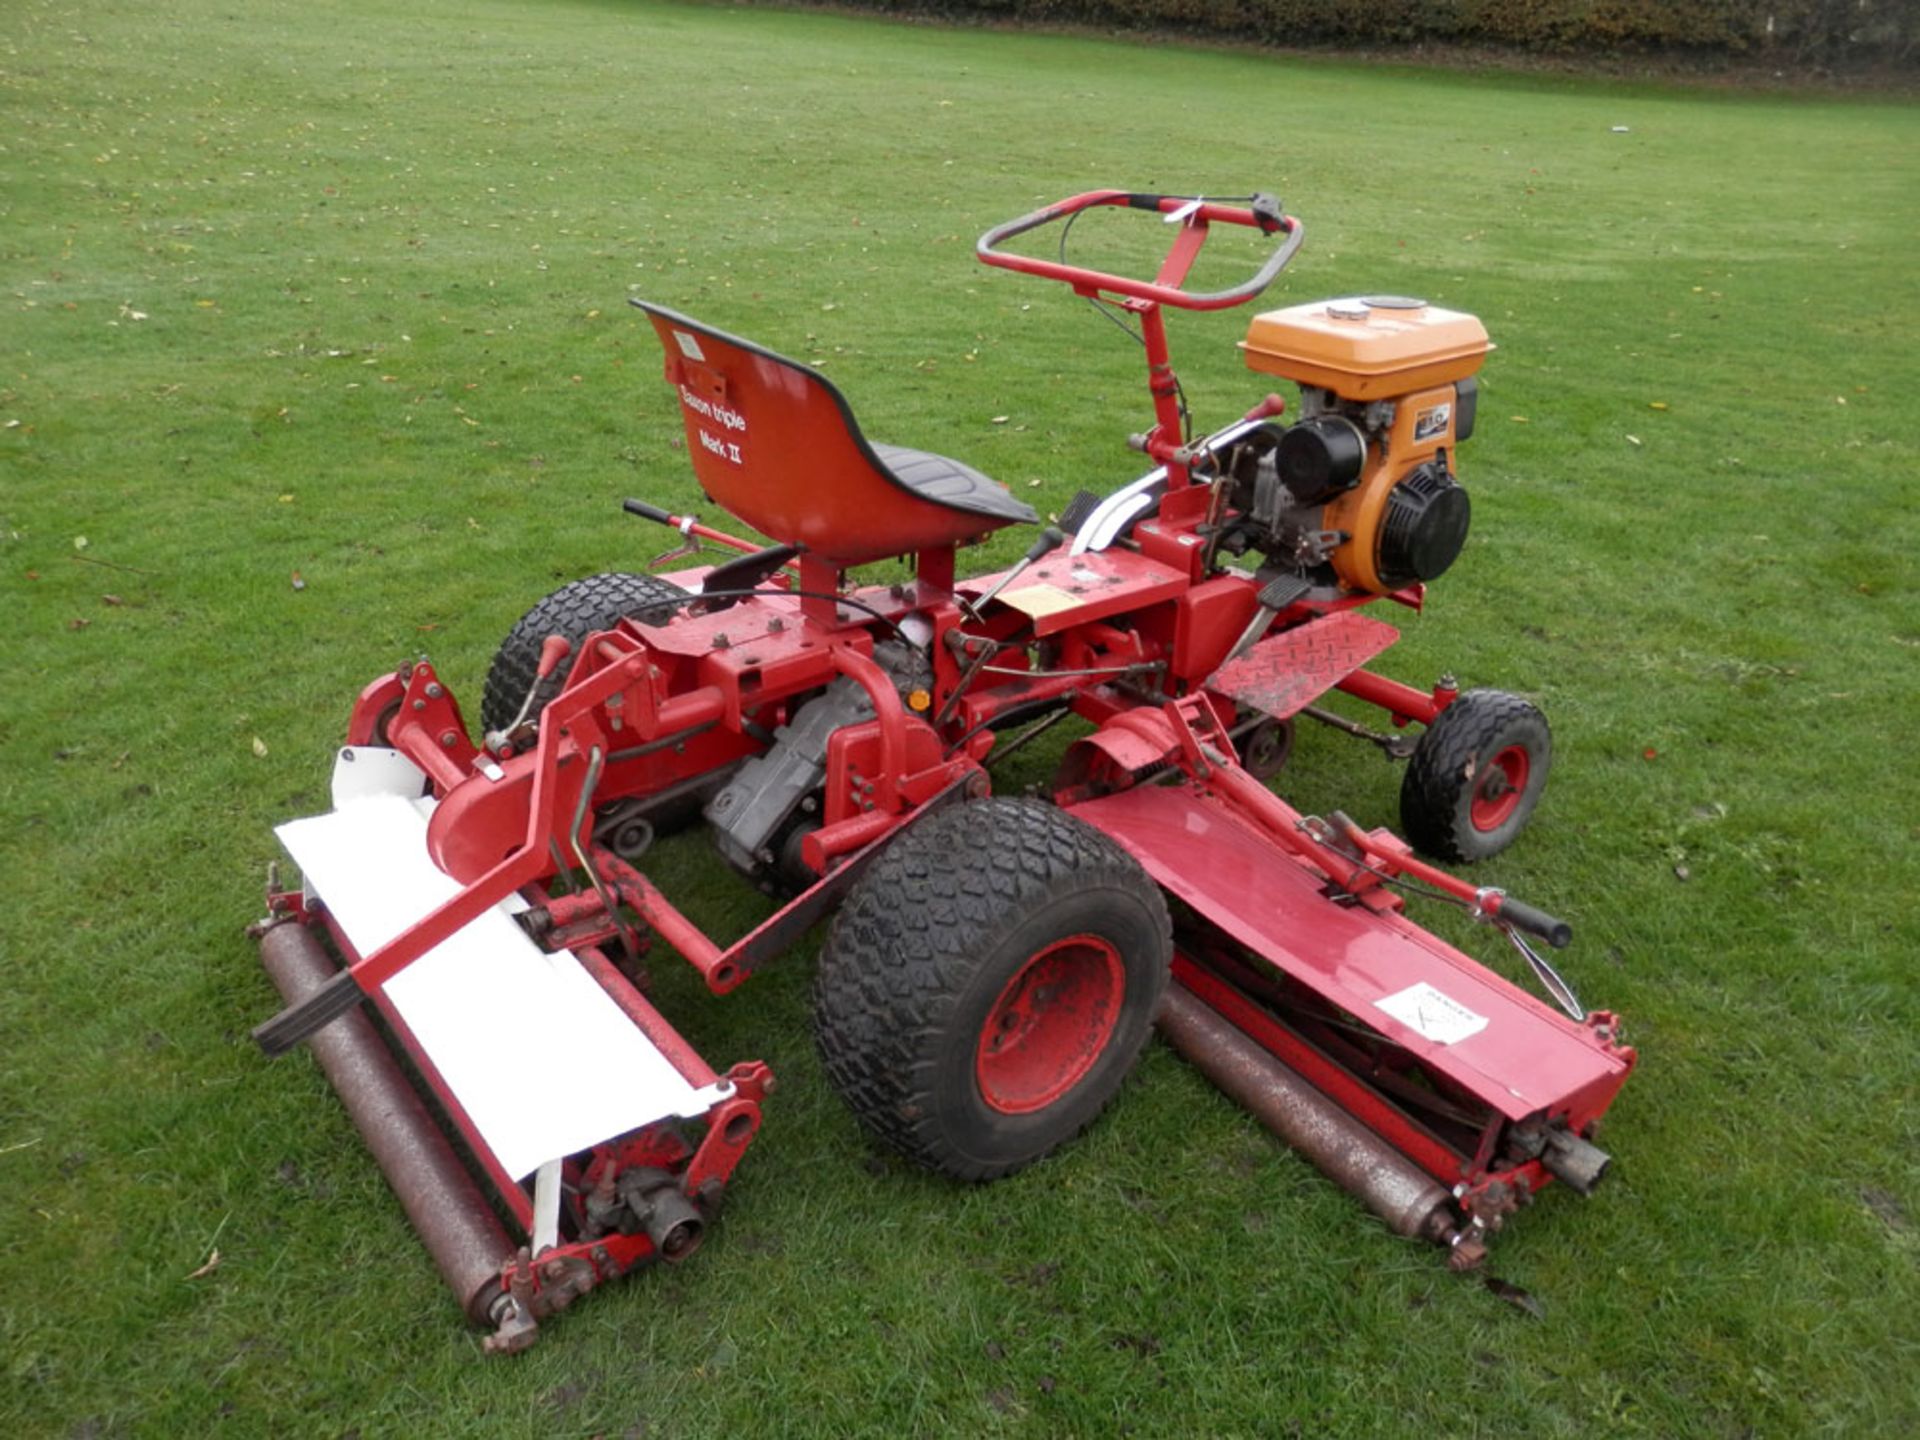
[276, 793, 715, 1179]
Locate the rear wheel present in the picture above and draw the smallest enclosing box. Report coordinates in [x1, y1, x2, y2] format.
[813, 798, 1171, 1181]
[1399, 689, 1551, 862]
[479, 572, 689, 736]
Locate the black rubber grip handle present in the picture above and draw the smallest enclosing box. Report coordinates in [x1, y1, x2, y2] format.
[623, 498, 675, 525]
[1500, 898, 1573, 950]
[252, 968, 366, 1055]
[1025, 526, 1065, 563]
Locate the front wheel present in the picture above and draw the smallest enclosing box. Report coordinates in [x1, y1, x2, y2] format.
[813, 798, 1171, 1181]
[1399, 689, 1551, 862]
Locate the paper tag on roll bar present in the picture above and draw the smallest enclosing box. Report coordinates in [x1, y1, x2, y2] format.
[1374, 982, 1489, 1046]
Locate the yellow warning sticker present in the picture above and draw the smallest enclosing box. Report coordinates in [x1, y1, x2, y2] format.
[998, 583, 1082, 619]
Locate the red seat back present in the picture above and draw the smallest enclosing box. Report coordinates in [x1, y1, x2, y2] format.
[635, 302, 1020, 568]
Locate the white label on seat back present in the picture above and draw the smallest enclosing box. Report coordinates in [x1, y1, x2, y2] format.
[1374, 982, 1489, 1046]
[672, 329, 705, 361]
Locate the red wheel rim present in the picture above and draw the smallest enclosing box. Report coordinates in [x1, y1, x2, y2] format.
[1471, 744, 1530, 831]
[974, 935, 1125, 1115]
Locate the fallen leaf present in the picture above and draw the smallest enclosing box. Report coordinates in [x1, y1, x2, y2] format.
[101, 594, 123, 606]
[990, 415, 1010, 425]
[251, 736, 269, 758]
[1483, 1275, 1545, 1319]
[67, 617, 90, 631]
[26, 570, 39, 580]
[1027, 478, 1043, 488]
[73, 535, 89, 551]
[1625, 434, 1642, 446]
[1674, 864, 1692, 882]
[1642, 748, 1657, 760]
[186, 1249, 221, 1280]
[290, 571, 305, 591]
[1509, 415, 1529, 424]
[1648, 401, 1669, 411]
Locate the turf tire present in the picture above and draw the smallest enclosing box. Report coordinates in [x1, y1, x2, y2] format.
[813, 798, 1172, 1182]
[1399, 688, 1551, 863]
[479, 572, 689, 736]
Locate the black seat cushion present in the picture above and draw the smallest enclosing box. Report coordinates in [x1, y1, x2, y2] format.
[871, 443, 1038, 526]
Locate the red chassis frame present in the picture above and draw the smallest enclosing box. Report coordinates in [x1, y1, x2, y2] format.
[257, 190, 1633, 1345]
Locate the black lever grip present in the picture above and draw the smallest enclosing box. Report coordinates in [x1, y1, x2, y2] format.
[1025, 526, 1065, 564]
[1498, 897, 1573, 950]
[623, 498, 675, 526]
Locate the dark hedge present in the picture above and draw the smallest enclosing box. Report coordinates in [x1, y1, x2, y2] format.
[831, 0, 1915, 67]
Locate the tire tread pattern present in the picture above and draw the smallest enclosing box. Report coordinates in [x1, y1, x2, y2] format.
[479, 572, 688, 735]
[813, 798, 1170, 1182]
[1399, 688, 1550, 862]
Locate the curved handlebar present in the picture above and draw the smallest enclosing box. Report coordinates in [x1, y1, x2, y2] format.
[976, 189, 1303, 312]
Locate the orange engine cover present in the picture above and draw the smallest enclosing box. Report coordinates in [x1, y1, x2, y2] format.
[1239, 296, 1491, 401]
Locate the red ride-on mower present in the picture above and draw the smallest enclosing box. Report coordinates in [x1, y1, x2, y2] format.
[251, 190, 1634, 1352]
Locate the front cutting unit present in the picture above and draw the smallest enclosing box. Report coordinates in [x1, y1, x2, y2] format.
[250, 191, 1634, 1351]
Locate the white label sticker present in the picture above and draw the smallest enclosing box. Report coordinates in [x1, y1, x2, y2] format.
[1414, 403, 1451, 443]
[1374, 982, 1488, 1045]
[672, 329, 705, 361]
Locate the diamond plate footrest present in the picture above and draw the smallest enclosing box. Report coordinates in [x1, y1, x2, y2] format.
[1208, 610, 1400, 721]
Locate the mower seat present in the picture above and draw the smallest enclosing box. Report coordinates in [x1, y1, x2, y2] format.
[633, 301, 1037, 567]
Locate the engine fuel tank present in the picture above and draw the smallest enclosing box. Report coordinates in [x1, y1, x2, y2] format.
[1240, 296, 1491, 401]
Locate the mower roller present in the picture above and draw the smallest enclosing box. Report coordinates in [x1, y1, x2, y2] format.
[251, 189, 1634, 1351]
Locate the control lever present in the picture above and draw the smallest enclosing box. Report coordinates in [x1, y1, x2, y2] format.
[623, 497, 702, 566]
[964, 527, 1064, 621]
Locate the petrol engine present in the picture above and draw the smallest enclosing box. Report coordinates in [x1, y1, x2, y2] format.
[1213, 295, 1490, 597]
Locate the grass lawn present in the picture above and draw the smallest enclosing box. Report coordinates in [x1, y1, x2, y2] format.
[2, 0, 1916, 1433]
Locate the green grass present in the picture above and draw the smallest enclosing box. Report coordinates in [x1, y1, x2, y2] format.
[2, 0, 1917, 1434]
